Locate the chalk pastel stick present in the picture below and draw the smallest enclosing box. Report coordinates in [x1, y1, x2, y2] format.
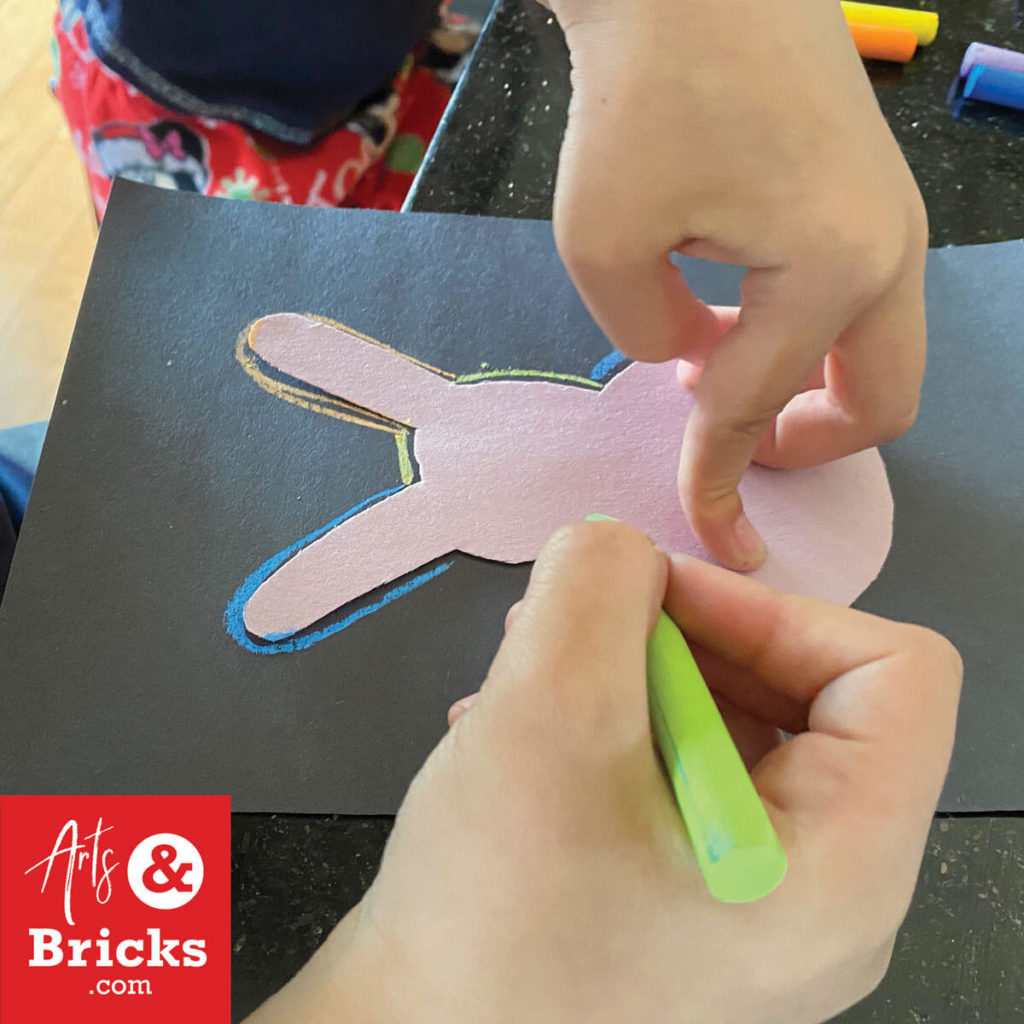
[960, 42, 1024, 80]
[849, 21, 918, 63]
[841, 2, 938, 46]
[647, 610, 788, 903]
[963, 65, 1024, 113]
[585, 516, 787, 903]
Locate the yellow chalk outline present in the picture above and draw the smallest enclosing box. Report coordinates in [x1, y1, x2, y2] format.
[237, 314, 604, 488]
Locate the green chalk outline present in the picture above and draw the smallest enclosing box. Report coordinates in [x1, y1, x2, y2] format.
[455, 368, 602, 389]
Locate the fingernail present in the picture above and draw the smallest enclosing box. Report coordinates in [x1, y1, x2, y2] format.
[734, 514, 767, 570]
[447, 694, 478, 727]
[504, 600, 523, 632]
[676, 361, 700, 390]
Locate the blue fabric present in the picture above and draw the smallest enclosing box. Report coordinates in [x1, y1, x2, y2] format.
[0, 485, 13, 599]
[0, 456, 33, 528]
[71, 0, 439, 144]
[0, 421, 47, 526]
[0, 421, 47, 475]
[0, 422, 47, 599]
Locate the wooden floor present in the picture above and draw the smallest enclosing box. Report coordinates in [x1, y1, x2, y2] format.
[0, 0, 97, 428]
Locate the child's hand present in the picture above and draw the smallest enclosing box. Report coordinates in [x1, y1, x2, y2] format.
[548, 0, 928, 571]
[250, 520, 960, 1024]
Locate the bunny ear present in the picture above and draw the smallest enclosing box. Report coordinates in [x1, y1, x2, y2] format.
[244, 314, 455, 429]
[242, 482, 455, 641]
[238, 321, 400, 435]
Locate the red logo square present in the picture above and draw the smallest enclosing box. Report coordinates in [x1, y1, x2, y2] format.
[1, 795, 230, 1023]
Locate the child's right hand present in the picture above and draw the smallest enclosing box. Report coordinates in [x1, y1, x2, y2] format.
[251, 520, 961, 1024]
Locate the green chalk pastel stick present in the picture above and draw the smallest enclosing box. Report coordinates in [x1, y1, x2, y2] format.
[586, 515, 786, 902]
[647, 610, 786, 902]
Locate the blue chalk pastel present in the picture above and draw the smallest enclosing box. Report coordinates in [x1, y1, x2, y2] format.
[963, 65, 1024, 113]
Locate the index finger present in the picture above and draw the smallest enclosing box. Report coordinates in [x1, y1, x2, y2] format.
[679, 266, 848, 571]
[664, 554, 961, 816]
[665, 554, 910, 704]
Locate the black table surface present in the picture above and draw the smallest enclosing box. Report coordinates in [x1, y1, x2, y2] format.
[232, 2, 1024, 1019]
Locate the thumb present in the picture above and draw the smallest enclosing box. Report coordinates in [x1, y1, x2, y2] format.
[476, 521, 666, 752]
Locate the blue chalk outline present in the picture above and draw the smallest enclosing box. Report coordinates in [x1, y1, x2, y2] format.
[225, 350, 627, 653]
[589, 349, 626, 381]
[225, 486, 454, 654]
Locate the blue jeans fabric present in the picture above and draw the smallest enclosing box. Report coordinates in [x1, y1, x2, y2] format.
[0, 422, 47, 599]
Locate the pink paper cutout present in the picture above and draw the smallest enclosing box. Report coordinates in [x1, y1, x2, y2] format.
[243, 314, 894, 640]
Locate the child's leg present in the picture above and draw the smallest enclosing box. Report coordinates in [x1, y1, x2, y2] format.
[51, 6, 477, 218]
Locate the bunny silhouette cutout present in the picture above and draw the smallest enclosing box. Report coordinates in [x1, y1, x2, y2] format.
[230, 313, 893, 650]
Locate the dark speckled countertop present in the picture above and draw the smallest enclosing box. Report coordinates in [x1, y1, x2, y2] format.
[412, 0, 1024, 246]
[232, 3, 1024, 1020]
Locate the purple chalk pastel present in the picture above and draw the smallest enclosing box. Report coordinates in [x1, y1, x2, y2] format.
[960, 42, 1024, 79]
[963, 65, 1024, 113]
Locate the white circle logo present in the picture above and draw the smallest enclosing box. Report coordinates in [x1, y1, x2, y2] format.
[127, 833, 204, 910]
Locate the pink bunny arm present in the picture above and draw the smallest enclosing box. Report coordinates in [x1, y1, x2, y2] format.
[249, 314, 454, 428]
[243, 483, 456, 640]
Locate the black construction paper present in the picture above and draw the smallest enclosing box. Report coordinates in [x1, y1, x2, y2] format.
[0, 182, 1021, 812]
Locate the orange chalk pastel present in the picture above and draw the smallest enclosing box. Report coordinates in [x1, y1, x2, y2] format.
[848, 21, 918, 63]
